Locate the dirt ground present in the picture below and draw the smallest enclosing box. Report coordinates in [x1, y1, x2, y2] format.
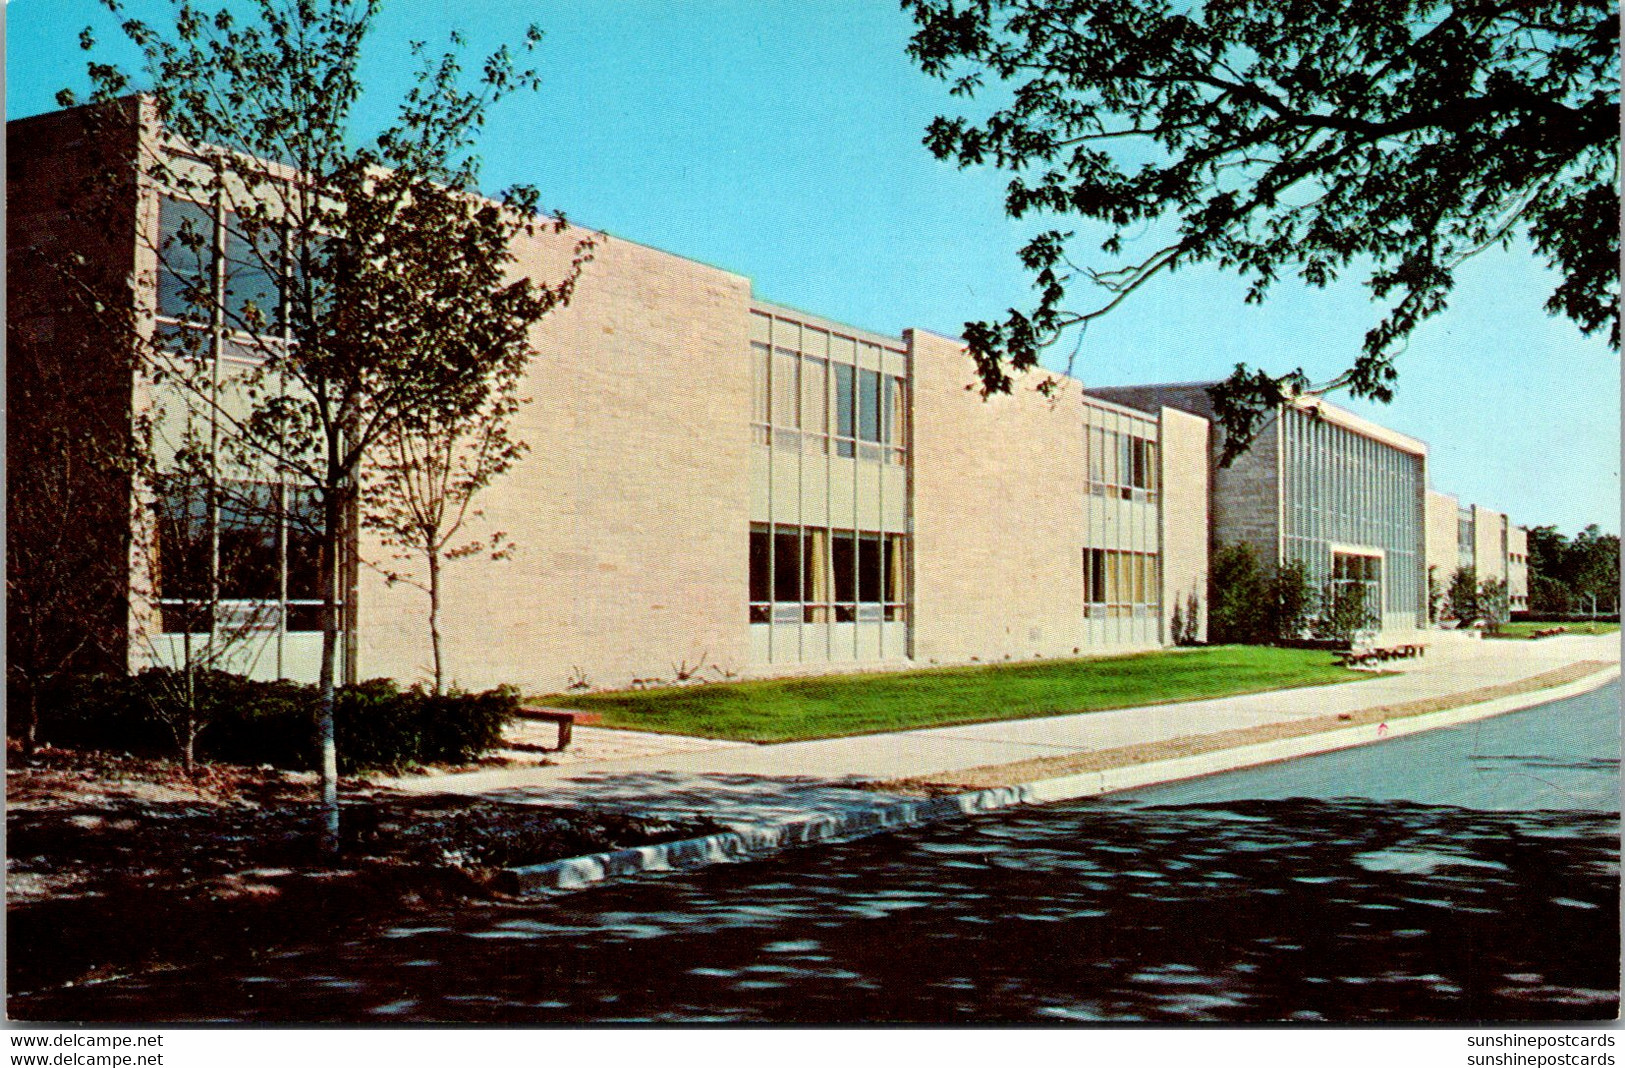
[6, 741, 717, 998]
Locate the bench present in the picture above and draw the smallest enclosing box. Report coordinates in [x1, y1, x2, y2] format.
[1335, 643, 1427, 668]
[516, 707, 578, 751]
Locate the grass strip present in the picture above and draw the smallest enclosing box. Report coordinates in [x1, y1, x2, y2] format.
[547, 646, 1369, 743]
[872, 661, 1617, 796]
[1485, 622, 1619, 640]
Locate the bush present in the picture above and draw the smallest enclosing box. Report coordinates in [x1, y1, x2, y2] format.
[335, 680, 516, 773]
[18, 669, 518, 773]
[1266, 559, 1317, 642]
[1209, 543, 1268, 644]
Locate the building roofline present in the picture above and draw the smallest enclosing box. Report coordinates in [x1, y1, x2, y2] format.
[1286, 395, 1427, 456]
[751, 298, 907, 351]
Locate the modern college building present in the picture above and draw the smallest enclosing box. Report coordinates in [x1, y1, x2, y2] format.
[8, 99, 1520, 694]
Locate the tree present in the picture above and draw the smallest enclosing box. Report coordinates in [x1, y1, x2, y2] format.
[1447, 565, 1480, 623]
[6, 310, 140, 755]
[1524, 522, 1620, 615]
[1266, 559, 1317, 642]
[1313, 580, 1371, 645]
[1477, 575, 1509, 632]
[903, 0, 1618, 458]
[1426, 565, 1444, 624]
[65, 0, 589, 847]
[364, 384, 529, 695]
[1208, 542, 1266, 644]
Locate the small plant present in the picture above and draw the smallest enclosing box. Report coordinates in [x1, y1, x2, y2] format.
[1313, 582, 1372, 646]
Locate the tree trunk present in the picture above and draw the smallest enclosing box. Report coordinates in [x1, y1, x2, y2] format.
[22, 686, 39, 758]
[428, 550, 443, 695]
[316, 488, 342, 855]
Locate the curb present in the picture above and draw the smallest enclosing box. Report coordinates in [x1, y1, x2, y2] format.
[499, 665, 1619, 895]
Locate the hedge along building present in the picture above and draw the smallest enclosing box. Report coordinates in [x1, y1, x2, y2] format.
[9, 99, 1211, 696]
[1088, 383, 1432, 636]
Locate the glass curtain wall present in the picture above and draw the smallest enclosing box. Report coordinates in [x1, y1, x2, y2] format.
[1280, 406, 1425, 630]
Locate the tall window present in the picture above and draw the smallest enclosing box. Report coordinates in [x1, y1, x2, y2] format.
[156, 195, 288, 362]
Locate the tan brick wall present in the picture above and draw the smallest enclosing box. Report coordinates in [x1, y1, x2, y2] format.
[1424, 489, 1460, 593]
[1473, 505, 1509, 585]
[353, 227, 754, 694]
[1509, 524, 1529, 607]
[909, 330, 1097, 662]
[1159, 406, 1210, 641]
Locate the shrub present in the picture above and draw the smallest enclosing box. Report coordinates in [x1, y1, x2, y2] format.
[19, 670, 517, 773]
[1266, 559, 1317, 642]
[1209, 543, 1268, 644]
[335, 680, 517, 773]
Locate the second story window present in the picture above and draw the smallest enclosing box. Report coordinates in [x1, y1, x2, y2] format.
[750, 312, 907, 466]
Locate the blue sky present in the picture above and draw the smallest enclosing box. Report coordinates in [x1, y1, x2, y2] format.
[9, 0, 1619, 536]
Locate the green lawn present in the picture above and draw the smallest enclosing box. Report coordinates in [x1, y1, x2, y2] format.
[545, 645, 1372, 743]
[1488, 621, 1619, 640]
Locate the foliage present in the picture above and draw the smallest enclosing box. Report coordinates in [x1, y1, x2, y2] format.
[903, 0, 1619, 460]
[554, 646, 1366, 743]
[1208, 543, 1267, 644]
[5, 306, 140, 754]
[1526, 523, 1620, 614]
[1477, 576, 1510, 632]
[335, 679, 516, 772]
[15, 670, 516, 773]
[1447, 565, 1480, 623]
[65, 0, 588, 841]
[1169, 591, 1205, 646]
[1266, 559, 1317, 642]
[1427, 566, 1444, 624]
[1312, 581, 1371, 645]
[363, 379, 530, 695]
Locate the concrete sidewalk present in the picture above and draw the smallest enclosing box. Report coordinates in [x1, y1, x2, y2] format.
[385, 633, 1620, 891]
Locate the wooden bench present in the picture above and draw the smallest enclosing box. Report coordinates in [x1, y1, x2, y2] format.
[1335, 643, 1426, 668]
[516, 707, 578, 751]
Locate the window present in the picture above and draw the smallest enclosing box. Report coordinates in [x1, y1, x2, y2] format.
[750, 343, 770, 444]
[753, 525, 908, 626]
[750, 318, 907, 465]
[1087, 426, 1158, 501]
[158, 198, 215, 324]
[857, 368, 883, 461]
[218, 482, 279, 600]
[772, 347, 799, 448]
[749, 525, 771, 621]
[801, 356, 828, 452]
[833, 362, 856, 458]
[222, 210, 284, 330]
[158, 197, 294, 362]
[156, 478, 328, 635]
[1084, 547, 1161, 618]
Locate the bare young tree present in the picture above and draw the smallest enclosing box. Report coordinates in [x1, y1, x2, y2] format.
[364, 386, 529, 695]
[65, 0, 590, 849]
